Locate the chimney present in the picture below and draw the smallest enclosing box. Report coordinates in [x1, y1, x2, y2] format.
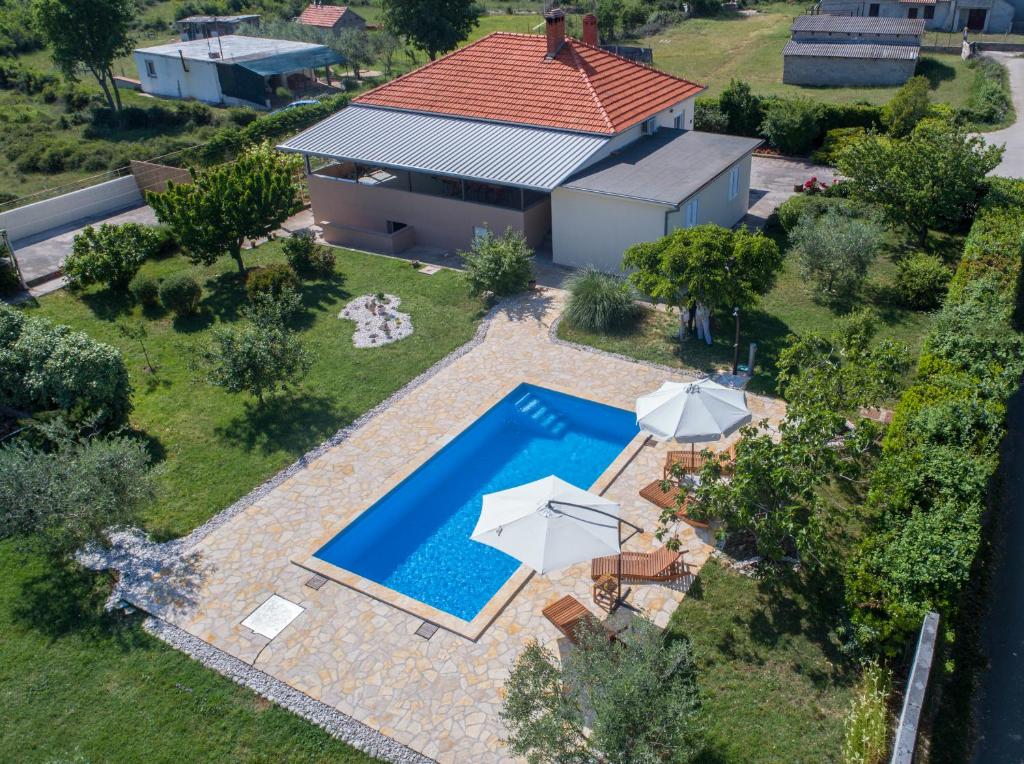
[583, 13, 599, 46]
[544, 8, 566, 58]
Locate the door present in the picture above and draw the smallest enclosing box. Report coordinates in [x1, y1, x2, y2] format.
[868, 3, 880, 15]
[967, 8, 987, 29]
[907, 7, 919, 18]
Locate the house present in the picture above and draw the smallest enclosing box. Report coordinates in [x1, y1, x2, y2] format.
[133, 36, 343, 110]
[784, 16, 924, 86]
[277, 10, 761, 272]
[176, 14, 260, 41]
[296, 2, 367, 33]
[815, 0, 1016, 33]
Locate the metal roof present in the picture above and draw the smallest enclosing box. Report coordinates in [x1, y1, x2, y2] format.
[790, 15, 926, 34]
[136, 35, 334, 65]
[560, 129, 763, 207]
[237, 47, 343, 74]
[277, 105, 611, 191]
[783, 40, 920, 60]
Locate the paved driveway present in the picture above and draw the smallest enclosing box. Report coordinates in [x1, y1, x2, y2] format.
[979, 52, 1024, 179]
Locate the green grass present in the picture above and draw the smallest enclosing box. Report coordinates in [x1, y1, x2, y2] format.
[669, 560, 857, 763]
[25, 243, 484, 538]
[0, 541, 377, 764]
[636, 3, 978, 106]
[557, 230, 949, 394]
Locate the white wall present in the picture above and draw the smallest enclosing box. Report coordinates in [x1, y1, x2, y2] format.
[582, 95, 698, 168]
[0, 176, 143, 244]
[134, 52, 223, 104]
[551, 153, 753, 273]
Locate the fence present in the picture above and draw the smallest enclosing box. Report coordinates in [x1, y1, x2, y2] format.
[891, 612, 941, 764]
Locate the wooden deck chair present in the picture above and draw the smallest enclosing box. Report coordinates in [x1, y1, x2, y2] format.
[542, 595, 612, 644]
[639, 481, 709, 529]
[590, 546, 688, 582]
[663, 449, 704, 479]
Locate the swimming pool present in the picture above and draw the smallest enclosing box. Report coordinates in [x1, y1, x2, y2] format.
[314, 383, 638, 622]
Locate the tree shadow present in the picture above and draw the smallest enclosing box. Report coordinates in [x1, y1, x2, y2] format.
[79, 287, 135, 321]
[214, 391, 349, 455]
[918, 57, 957, 88]
[200, 270, 248, 324]
[289, 274, 352, 331]
[171, 310, 213, 334]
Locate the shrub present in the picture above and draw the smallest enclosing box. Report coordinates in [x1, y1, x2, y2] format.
[776, 194, 858, 233]
[693, 100, 729, 133]
[64, 223, 162, 290]
[718, 79, 764, 137]
[284, 231, 335, 276]
[882, 75, 931, 137]
[790, 207, 886, 298]
[960, 58, 1012, 127]
[760, 97, 820, 155]
[159, 274, 202, 316]
[461, 227, 534, 297]
[812, 127, 866, 166]
[0, 263, 21, 296]
[151, 224, 178, 257]
[895, 253, 950, 309]
[841, 664, 893, 764]
[0, 304, 132, 425]
[246, 263, 301, 301]
[563, 267, 639, 332]
[129, 273, 161, 307]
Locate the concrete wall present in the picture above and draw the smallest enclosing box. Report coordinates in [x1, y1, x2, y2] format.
[134, 52, 223, 103]
[0, 176, 143, 244]
[551, 153, 753, 273]
[308, 173, 551, 253]
[783, 53, 917, 85]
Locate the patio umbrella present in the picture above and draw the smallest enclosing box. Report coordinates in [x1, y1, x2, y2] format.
[636, 379, 751, 448]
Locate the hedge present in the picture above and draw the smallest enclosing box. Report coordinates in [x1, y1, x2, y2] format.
[845, 178, 1024, 654]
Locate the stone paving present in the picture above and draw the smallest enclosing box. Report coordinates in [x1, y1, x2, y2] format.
[121, 287, 787, 763]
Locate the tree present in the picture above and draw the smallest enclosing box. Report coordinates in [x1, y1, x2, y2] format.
[0, 423, 154, 560]
[382, 0, 480, 60]
[64, 223, 161, 290]
[147, 144, 302, 275]
[196, 293, 311, 402]
[460, 227, 534, 296]
[718, 79, 763, 137]
[34, 0, 135, 112]
[837, 119, 1002, 245]
[336, 27, 372, 79]
[596, 0, 624, 40]
[370, 29, 402, 78]
[623, 224, 782, 339]
[501, 617, 702, 764]
[789, 207, 885, 299]
[881, 75, 930, 137]
[117, 321, 156, 374]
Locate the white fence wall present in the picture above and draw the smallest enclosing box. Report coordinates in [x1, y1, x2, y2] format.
[0, 176, 143, 244]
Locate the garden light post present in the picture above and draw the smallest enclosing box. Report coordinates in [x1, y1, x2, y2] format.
[731, 307, 740, 376]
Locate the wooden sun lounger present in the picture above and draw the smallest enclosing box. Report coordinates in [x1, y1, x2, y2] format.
[590, 546, 688, 582]
[542, 595, 613, 644]
[664, 445, 738, 479]
[638, 481, 710, 529]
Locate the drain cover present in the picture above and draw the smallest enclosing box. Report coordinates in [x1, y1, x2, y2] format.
[414, 621, 439, 640]
[241, 595, 304, 639]
[305, 573, 328, 590]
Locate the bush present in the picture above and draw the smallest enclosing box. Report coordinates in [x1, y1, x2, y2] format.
[129, 273, 161, 308]
[246, 263, 301, 301]
[760, 97, 820, 155]
[563, 267, 639, 332]
[960, 58, 1012, 127]
[882, 76, 931, 137]
[693, 100, 729, 133]
[159, 274, 202, 316]
[0, 304, 132, 425]
[284, 231, 335, 276]
[790, 207, 885, 297]
[0, 263, 21, 296]
[776, 193, 856, 233]
[64, 223, 162, 290]
[895, 253, 950, 309]
[812, 127, 866, 166]
[150, 224, 178, 257]
[461, 227, 534, 297]
[718, 79, 764, 137]
[841, 664, 893, 764]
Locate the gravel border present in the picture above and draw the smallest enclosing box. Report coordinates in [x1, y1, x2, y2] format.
[143, 616, 434, 764]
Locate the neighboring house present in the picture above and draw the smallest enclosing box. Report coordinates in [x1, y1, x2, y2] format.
[133, 36, 343, 109]
[816, 0, 1016, 33]
[784, 15, 924, 86]
[277, 10, 761, 272]
[176, 14, 260, 41]
[296, 2, 367, 33]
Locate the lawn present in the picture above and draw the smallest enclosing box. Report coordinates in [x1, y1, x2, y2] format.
[557, 228, 946, 394]
[669, 560, 858, 763]
[0, 541, 377, 764]
[25, 243, 484, 539]
[636, 3, 978, 106]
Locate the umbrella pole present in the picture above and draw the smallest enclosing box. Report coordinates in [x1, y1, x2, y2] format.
[616, 520, 622, 608]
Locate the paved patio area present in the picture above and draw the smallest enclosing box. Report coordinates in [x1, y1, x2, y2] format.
[118, 287, 786, 762]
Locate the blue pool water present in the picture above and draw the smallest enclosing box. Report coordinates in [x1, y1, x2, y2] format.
[315, 383, 638, 621]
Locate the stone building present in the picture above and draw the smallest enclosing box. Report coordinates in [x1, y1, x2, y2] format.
[816, 0, 1017, 33]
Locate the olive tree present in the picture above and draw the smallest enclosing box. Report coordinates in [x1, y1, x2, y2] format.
[789, 207, 886, 299]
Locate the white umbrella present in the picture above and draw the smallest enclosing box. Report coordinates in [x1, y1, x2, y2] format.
[636, 378, 751, 444]
[471, 475, 627, 576]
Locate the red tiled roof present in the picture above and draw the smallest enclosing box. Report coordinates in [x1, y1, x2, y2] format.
[355, 32, 705, 135]
[297, 4, 350, 27]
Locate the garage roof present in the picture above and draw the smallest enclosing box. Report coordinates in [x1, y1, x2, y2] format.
[790, 15, 926, 34]
[783, 40, 920, 59]
[277, 105, 610, 191]
[560, 129, 762, 207]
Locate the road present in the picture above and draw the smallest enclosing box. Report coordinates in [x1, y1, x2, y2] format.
[980, 52, 1024, 179]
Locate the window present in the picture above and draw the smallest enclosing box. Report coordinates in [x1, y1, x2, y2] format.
[684, 198, 699, 227]
[907, 7, 918, 18]
[641, 117, 658, 135]
[673, 113, 684, 129]
[728, 166, 740, 201]
[868, 2, 879, 15]
[923, 5, 934, 18]
[145, 59, 157, 78]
